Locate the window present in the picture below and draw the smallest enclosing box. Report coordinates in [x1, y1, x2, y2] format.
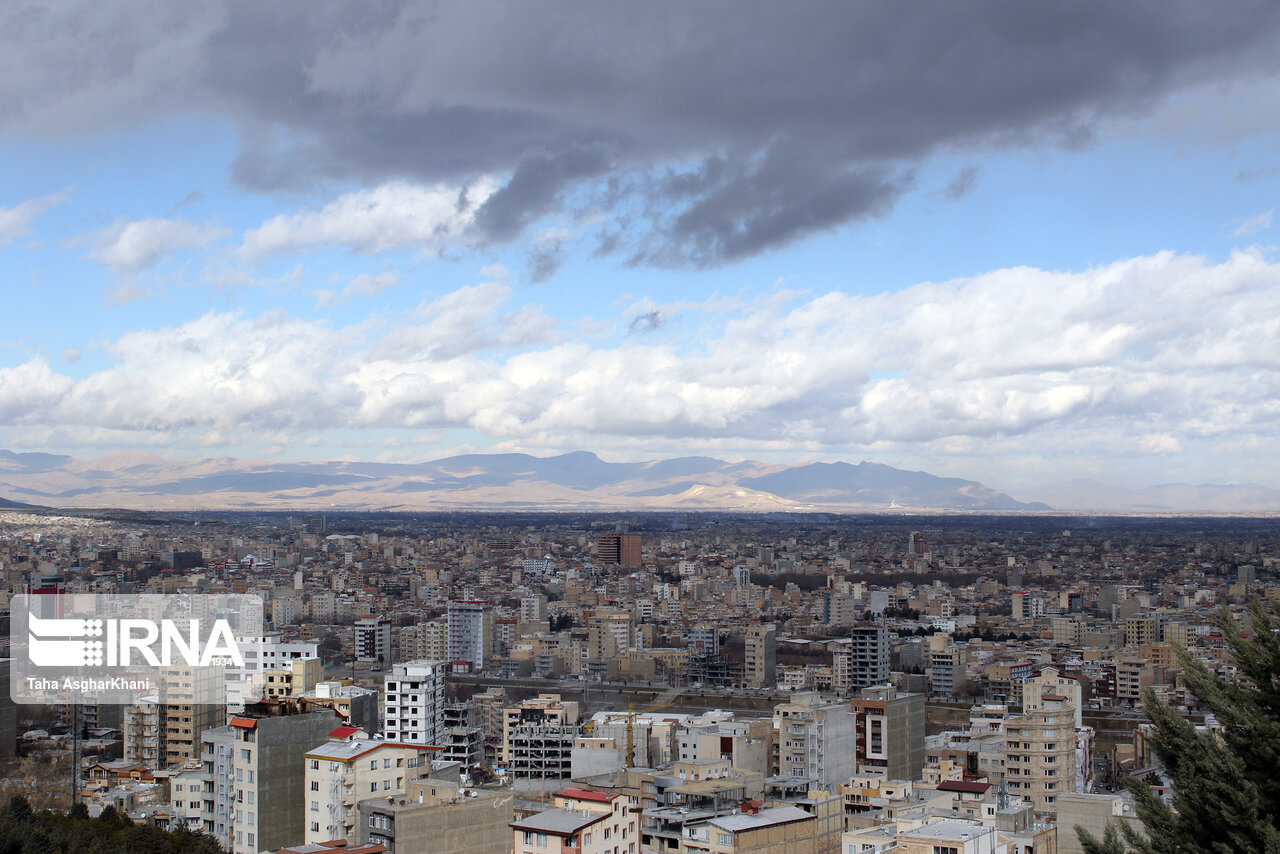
[310, 801, 319, 812]
[371, 760, 378, 770]
[524, 832, 533, 846]
[311, 822, 320, 832]
[384, 758, 392, 768]
[310, 760, 319, 770]
[310, 781, 319, 791]
[718, 833, 732, 844]
[383, 779, 392, 790]
[537, 833, 547, 847]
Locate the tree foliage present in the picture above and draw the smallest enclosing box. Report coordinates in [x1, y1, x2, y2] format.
[0, 796, 223, 854]
[1078, 598, 1280, 854]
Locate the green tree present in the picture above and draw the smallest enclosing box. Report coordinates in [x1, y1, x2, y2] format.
[1079, 598, 1280, 853]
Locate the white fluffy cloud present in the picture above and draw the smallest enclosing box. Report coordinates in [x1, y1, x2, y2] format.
[240, 178, 499, 259]
[0, 190, 68, 245]
[2, 250, 1279, 482]
[89, 217, 227, 271]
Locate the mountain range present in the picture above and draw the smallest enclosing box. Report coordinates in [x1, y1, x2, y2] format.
[0, 449, 1276, 514]
[0, 449, 1049, 512]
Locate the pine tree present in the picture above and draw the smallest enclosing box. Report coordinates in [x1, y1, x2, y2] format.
[1078, 597, 1280, 853]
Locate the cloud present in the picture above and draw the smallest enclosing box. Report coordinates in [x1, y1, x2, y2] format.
[89, 217, 227, 272]
[0, 191, 69, 246]
[240, 179, 498, 259]
[3, 250, 1279, 482]
[628, 311, 665, 333]
[104, 283, 154, 306]
[312, 270, 400, 308]
[1234, 208, 1274, 237]
[5, 2, 1280, 267]
[941, 167, 980, 201]
[341, 270, 399, 299]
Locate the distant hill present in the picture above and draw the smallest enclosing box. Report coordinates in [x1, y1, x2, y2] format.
[0, 449, 1051, 513]
[739, 461, 1050, 511]
[1031, 479, 1280, 514]
[0, 495, 37, 509]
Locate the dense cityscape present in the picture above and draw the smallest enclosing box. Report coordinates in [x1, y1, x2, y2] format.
[0, 507, 1274, 853]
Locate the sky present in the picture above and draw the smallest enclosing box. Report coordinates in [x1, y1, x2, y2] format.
[2, 1, 1280, 494]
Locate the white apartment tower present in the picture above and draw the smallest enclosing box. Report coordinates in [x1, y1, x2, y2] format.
[447, 600, 493, 672]
[848, 624, 890, 690]
[383, 660, 447, 746]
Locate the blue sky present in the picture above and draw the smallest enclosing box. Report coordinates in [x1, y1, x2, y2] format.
[2, 1, 1280, 494]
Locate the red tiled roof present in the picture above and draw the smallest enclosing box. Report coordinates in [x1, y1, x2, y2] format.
[329, 725, 360, 738]
[556, 787, 615, 803]
[229, 717, 257, 729]
[938, 780, 991, 794]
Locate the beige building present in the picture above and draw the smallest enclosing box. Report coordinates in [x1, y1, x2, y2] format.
[512, 791, 635, 854]
[359, 776, 514, 854]
[502, 693, 580, 783]
[1005, 672, 1079, 814]
[123, 666, 223, 771]
[262, 656, 323, 699]
[894, 819, 1006, 854]
[303, 730, 439, 844]
[683, 804, 819, 854]
[744, 623, 776, 688]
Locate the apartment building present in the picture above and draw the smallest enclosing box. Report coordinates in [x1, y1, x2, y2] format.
[355, 616, 392, 664]
[123, 666, 223, 771]
[303, 728, 438, 844]
[513, 789, 637, 854]
[359, 776, 514, 854]
[1004, 688, 1078, 813]
[383, 659, 447, 746]
[743, 623, 776, 689]
[848, 685, 926, 781]
[225, 706, 340, 854]
[771, 693, 856, 789]
[447, 600, 493, 672]
[847, 624, 890, 691]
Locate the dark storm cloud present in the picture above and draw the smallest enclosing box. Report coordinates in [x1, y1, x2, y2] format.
[4, 0, 1280, 266]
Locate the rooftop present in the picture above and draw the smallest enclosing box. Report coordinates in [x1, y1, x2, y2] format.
[511, 808, 608, 835]
[708, 805, 813, 832]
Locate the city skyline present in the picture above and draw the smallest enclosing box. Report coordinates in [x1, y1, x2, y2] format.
[3, 3, 1280, 495]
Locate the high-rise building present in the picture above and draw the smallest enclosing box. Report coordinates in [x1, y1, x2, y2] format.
[927, 634, 966, 698]
[847, 624, 890, 691]
[1005, 667, 1086, 814]
[383, 660, 447, 746]
[771, 692, 857, 788]
[597, 533, 641, 567]
[744, 623, 777, 688]
[447, 600, 493, 672]
[1012, 591, 1044, 621]
[123, 666, 223, 771]
[225, 706, 341, 854]
[520, 594, 548, 622]
[354, 616, 392, 664]
[848, 685, 926, 781]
